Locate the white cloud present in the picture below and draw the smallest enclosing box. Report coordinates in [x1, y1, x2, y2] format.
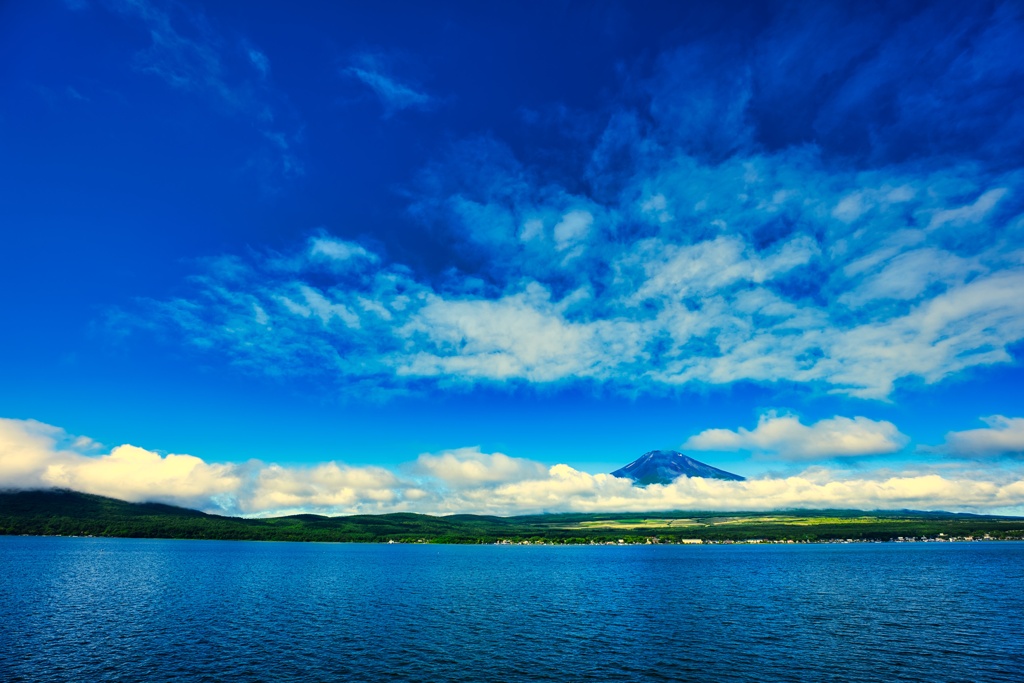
[345, 54, 433, 115]
[3, 418, 1024, 516]
[640, 193, 673, 223]
[0, 418, 238, 508]
[553, 210, 593, 251]
[293, 286, 361, 328]
[934, 416, 1024, 458]
[683, 413, 909, 460]
[519, 218, 545, 242]
[429, 464, 1024, 516]
[243, 462, 404, 515]
[247, 48, 270, 79]
[0, 418, 415, 516]
[111, 4, 1023, 400]
[825, 270, 1024, 398]
[833, 192, 869, 223]
[0, 419, 67, 488]
[413, 447, 548, 487]
[842, 229, 926, 278]
[839, 248, 982, 307]
[107, 0, 302, 180]
[121, 64, 1024, 403]
[139, 217, 1024, 400]
[43, 445, 240, 506]
[928, 188, 1008, 231]
[628, 235, 818, 302]
[397, 284, 646, 382]
[309, 236, 378, 264]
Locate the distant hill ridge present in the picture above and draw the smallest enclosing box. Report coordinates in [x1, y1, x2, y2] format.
[611, 450, 745, 485]
[2, 489, 1022, 544]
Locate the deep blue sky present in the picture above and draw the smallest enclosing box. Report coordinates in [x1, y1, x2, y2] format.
[2, 1, 1024, 515]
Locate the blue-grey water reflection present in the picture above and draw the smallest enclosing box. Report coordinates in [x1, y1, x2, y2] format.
[2, 537, 1022, 682]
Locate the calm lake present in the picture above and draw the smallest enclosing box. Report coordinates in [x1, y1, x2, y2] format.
[2, 537, 1022, 682]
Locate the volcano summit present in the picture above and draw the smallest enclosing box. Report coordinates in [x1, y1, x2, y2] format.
[611, 450, 745, 486]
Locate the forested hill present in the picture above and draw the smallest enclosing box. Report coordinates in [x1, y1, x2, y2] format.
[2, 489, 1023, 544]
[0, 489, 515, 543]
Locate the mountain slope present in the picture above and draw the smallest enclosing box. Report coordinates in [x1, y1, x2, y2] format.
[611, 450, 745, 485]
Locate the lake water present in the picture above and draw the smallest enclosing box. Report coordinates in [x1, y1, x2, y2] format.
[1, 538, 1023, 682]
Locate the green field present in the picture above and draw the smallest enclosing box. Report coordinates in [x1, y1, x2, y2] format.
[562, 515, 900, 530]
[2, 489, 1023, 544]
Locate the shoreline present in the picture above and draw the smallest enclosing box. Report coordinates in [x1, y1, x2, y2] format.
[5, 533, 1024, 546]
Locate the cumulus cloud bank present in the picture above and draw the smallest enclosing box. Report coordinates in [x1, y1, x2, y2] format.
[683, 413, 909, 461]
[414, 447, 548, 488]
[933, 416, 1024, 458]
[0, 418, 239, 510]
[4, 417, 1024, 516]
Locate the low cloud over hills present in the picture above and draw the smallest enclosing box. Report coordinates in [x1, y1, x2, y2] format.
[4, 417, 1024, 517]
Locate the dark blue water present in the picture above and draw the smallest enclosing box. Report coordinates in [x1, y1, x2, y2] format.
[2, 538, 1022, 682]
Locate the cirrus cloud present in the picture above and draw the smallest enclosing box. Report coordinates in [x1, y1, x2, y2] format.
[343, 52, 435, 116]
[99, 0, 304, 182]
[122, 47, 1024, 402]
[96, 3, 1024, 400]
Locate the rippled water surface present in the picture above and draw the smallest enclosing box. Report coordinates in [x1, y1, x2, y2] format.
[2, 538, 1023, 682]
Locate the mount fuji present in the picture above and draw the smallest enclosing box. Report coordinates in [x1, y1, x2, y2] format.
[611, 450, 745, 486]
